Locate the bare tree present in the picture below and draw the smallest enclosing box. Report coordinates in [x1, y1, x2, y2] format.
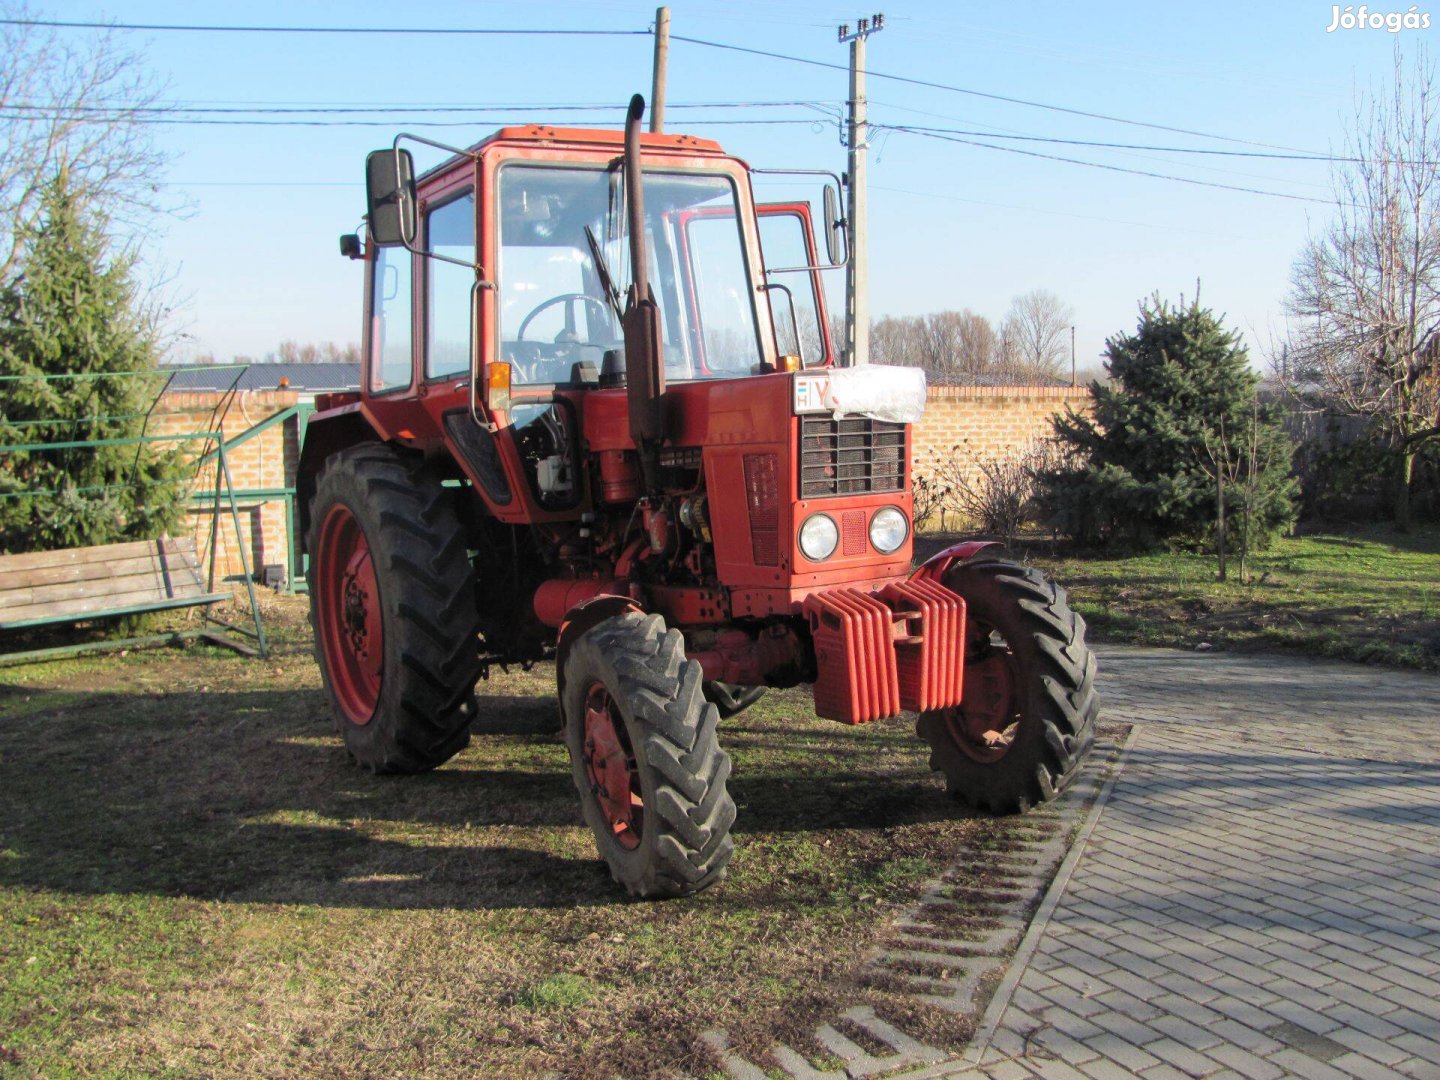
[270, 340, 362, 364]
[1000, 289, 1073, 380]
[1285, 48, 1440, 528]
[0, 7, 174, 284]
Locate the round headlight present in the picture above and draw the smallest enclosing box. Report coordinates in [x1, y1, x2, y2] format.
[869, 506, 909, 554]
[798, 513, 839, 562]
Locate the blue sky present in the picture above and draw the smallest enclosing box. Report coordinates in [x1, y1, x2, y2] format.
[49, 0, 1428, 370]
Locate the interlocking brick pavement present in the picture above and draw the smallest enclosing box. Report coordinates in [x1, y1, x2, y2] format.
[946, 645, 1440, 1080]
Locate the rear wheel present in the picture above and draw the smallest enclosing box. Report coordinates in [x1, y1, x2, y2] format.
[307, 444, 481, 773]
[561, 612, 735, 898]
[917, 560, 1097, 814]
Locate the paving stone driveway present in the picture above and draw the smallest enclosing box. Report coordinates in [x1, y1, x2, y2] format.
[946, 646, 1440, 1080]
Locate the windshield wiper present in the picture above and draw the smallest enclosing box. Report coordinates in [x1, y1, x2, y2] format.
[584, 225, 624, 324]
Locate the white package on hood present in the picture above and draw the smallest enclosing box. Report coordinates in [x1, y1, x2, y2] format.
[826, 365, 927, 424]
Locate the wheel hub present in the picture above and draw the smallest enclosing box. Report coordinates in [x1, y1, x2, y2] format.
[581, 683, 643, 851]
[948, 623, 1020, 763]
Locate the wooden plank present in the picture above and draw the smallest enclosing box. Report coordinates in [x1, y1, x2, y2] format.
[0, 549, 204, 593]
[0, 537, 195, 574]
[0, 587, 226, 628]
[0, 564, 211, 610]
[0, 592, 227, 630]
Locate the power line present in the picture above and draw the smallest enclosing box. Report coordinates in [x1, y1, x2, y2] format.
[0, 109, 830, 129]
[670, 33, 1323, 155]
[879, 124, 1343, 163]
[0, 17, 645, 37]
[865, 97, 1333, 191]
[0, 99, 837, 117]
[871, 183, 1246, 239]
[891, 126, 1335, 204]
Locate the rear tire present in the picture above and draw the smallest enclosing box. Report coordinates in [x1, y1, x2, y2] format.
[916, 560, 1097, 814]
[307, 444, 481, 773]
[561, 612, 735, 898]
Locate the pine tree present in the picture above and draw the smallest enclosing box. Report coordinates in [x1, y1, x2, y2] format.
[1040, 294, 1297, 549]
[0, 169, 186, 553]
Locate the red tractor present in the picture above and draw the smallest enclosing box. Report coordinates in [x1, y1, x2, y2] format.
[301, 97, 1097, 898]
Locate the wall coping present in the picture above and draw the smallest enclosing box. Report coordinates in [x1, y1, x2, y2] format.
[926, 384, 1089, 401]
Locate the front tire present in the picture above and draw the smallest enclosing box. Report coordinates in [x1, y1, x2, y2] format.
[561, 612, 735, 898]
[917, 560, 1098, 814]
[307, 444, 481, 773]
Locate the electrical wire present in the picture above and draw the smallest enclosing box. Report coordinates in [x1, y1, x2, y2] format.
[4, 15, 1337, 157]
[0, 99, 840, 116]
[0, 17, 645, 36]
[877, 124, 1342, 163]
[890, 125, 1335, 204]
[670, 34, 1326, 156]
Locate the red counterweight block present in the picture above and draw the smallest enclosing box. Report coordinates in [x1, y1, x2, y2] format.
[803, 588, 902, 724]
[881, 577, 967, 713]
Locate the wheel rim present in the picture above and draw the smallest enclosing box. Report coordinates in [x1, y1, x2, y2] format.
[315, 503, 383, 725]
[946, 617, 1020, 763]
[581, 682, 644, 851]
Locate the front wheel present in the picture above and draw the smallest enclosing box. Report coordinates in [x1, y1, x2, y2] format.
[560, 612, 735, 898]
[916, 560, 1098, 814]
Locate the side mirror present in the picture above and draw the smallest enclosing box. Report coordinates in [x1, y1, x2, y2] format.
[823, 183, 848, 266]
[366, 149, 416, 248]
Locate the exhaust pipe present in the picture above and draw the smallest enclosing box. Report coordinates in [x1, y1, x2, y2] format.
[621, 94, 665, 489]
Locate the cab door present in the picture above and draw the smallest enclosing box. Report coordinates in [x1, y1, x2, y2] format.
[756, 203, 834, 368]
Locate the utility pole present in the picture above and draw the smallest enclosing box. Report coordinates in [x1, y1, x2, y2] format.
[650, 7, 670, 134]
[1070, 324, 1076, 386]
[838, 13, 883, 366]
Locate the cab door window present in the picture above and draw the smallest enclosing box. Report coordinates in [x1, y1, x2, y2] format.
[425, 190, 476, 380]
[371, 245, 413, 391]
[757, 210, 828, 366]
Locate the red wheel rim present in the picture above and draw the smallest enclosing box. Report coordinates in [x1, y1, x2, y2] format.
[315, 503, 383, 725]
[581, 682, 644, 851]
[946, 618, 1020, 763]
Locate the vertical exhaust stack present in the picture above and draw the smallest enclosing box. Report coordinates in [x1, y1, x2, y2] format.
[621, 94, 666, 490]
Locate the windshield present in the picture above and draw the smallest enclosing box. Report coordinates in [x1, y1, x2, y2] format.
[497, 163, 763, 386]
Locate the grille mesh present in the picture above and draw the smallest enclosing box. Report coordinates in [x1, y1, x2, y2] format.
[743, 453, 780, 566]
[800, 416, 905, 498]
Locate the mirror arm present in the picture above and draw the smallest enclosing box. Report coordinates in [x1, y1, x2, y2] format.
[762, 282, 805, 369]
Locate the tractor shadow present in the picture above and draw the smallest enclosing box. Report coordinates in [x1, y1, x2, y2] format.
[0, 677, 961, 911]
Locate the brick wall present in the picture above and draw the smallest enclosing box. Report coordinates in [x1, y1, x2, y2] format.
[149, 390, 302, 585]
[912, 384, 1093, 529]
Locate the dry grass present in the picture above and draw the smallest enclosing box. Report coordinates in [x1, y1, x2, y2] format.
[0, 596, 1036, 1079]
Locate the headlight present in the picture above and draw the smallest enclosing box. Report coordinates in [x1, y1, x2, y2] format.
[869, 506, 909, 554]
[798, 513, 839, 562]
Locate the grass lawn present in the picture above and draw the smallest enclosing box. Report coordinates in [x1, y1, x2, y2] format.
[1014, 524, 1440, 671]
[0, 598, 1043, 1079]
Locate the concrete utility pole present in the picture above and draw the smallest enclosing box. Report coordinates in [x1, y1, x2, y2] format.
[838, 14, 883, 366]
[650, 7, 670, 134]
[1071, 324, 1076, 386]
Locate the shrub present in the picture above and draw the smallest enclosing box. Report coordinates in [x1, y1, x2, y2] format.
[1039, 294, 1297, 549]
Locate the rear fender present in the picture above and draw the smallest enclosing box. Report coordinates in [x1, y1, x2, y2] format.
[296, 409, 380, 553]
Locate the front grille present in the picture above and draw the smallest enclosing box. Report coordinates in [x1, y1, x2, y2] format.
[800, 416, 905, 498]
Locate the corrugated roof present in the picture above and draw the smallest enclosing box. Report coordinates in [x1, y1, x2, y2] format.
[161, 363, 361, 394]
[927, 368, 1074, 388]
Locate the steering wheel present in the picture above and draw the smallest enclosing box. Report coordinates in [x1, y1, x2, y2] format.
[516, 293, 615, 345]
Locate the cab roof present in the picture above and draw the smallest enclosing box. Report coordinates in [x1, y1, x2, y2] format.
[412, 125, 730, 186]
